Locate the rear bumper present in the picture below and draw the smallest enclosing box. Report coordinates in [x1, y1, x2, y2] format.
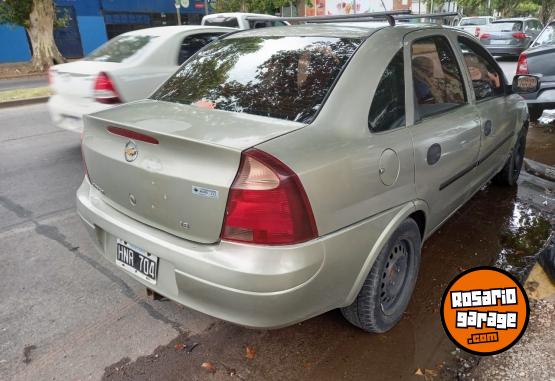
[485, 45, 524, 56]
[520, 80, 555, 106]
[76, 177, 408, 328]
[48, 94, 112, 133]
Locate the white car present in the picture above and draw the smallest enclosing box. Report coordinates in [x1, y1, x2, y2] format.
[201, 12, 288, 29]
[457, 16, 495, 37]
[48, 25, 235, 133]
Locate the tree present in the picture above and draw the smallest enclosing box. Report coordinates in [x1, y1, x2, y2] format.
[0, 0, 65, 71]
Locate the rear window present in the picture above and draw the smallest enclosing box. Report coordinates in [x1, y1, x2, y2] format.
[152, 36, 361, 122]
[460, 18, 487, 26]
[203, 17, 240, 28]
[533, 23, 555, 46]
[85, 34, 156, 63]
[489, 21, 523, 32]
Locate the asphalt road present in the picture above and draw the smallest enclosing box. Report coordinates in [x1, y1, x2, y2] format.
[0, 103, 551, 381]
[0, 77, 48, 92]
[496, 57, 518, 80]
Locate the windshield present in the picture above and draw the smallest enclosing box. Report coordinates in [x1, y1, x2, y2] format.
[203, 17, 239, 28]
[85, 34, 156, 63]
[152, 36, 361, 122]
[460, 18, 487, 26]
[533, 23, 555, 46]
[489, 21, 523, 32]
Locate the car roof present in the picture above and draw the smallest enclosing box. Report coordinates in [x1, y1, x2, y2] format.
[121, 25, 234, 37]
[203, 12, 279, 18]
[225, 22, 444, 39]
[494, 18, 536, 22]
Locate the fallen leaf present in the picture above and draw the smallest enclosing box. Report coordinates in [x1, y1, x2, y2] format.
[229, 368, 237, 376]
[415, 368, 424, 376]
[201, 362, 216, 373]
[174, 343, 184, 351]
[425, 368, 438, 377]
[245, 346, 256, 359]
[186, 342, 200, 353]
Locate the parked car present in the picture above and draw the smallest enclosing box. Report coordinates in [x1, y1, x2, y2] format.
[516, 20, 555, 120]
[48, 25, 235, 133]
[77, 21, 535, 332]
[201, 12, 288, 29]
[457, 16, 495, 37]
[478, 18, 543, 56]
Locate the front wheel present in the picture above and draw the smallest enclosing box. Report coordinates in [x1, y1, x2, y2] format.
[341, 218, 421, 333]
[493, 128, 527, 187]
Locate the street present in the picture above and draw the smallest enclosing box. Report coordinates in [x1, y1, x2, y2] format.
[0, 102, 551, 381]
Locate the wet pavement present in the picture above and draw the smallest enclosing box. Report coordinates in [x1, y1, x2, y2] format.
[100, 181, 552, 381]
[1, 104, 553, 381]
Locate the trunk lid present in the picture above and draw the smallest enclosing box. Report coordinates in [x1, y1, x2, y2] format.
[82, 99, 306, 243]
[50, 61, 123, 98]
[525, 44, 555, 79]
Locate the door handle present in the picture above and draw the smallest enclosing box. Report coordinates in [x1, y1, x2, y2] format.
[483, 120, 493, 136]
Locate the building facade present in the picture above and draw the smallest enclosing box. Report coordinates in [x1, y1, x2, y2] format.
[0, 0, 210, 63]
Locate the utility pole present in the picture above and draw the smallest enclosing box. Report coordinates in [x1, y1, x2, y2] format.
[175, 0, 181, 25]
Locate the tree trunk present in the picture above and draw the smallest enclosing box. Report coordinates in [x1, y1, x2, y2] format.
[26, 0, 65, 72]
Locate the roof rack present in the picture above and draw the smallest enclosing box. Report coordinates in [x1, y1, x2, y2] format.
[246, 11, 459, 27]
[246, 10, 411, 27]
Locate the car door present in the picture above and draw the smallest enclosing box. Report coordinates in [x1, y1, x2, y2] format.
[404, 30, 482, 231]
[455, 35, 516, 187]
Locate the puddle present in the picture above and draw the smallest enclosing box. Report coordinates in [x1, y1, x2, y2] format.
[496, 202, 551, 278]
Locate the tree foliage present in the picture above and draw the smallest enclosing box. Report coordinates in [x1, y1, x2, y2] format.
[0, 0, 33, 27]
[457, 0, 552, 17]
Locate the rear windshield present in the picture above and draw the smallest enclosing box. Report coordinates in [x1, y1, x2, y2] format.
[533, 23, 555, 46]
[85, 34, 156, 63]
[489, 21, 523, 32]
[203, 17, 239, 28]
[152, 36, 361, 122]
[460, 18, 488, 26]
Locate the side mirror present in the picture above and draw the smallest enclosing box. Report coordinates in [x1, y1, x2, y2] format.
[512, 74, 541, 93]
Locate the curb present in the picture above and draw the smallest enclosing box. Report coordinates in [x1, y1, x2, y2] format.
[0, 73, 47, 81]
[0, 96, 49, 109]
[524, 158, 555, 183]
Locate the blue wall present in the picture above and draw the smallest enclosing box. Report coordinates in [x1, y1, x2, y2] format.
[101, 0, 205, 14]
[0, 25, 31, 63]
[76, 16, 108, 54]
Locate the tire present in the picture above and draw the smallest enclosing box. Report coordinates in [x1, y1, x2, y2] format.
[529, 107, 543, 122]
[492, 127, 527, 187]
[341, 218, 421, 333]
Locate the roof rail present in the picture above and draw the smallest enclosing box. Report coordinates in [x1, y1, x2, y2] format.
[395, 12, 460, 20]
[246, 10, 412, 27]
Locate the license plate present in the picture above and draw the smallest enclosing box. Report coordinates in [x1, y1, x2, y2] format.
[116, 239, 158, 284]
[491, 40, 510, 45]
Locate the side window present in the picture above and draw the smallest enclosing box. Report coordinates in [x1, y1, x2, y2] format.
[368, 49, 405, 133]
[177, 33, 222, 65]
[458, 37, 504, 101]
[411, 35, 466, 120]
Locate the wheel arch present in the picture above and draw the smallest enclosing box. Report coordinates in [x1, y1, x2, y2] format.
[343, 200, 428, 305]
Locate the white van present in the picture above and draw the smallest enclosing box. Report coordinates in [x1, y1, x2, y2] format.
[201, 12, 288, 29]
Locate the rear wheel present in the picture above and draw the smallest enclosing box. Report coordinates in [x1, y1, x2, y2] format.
[493, 127, 527, 186]
[341, 218, 421, 333]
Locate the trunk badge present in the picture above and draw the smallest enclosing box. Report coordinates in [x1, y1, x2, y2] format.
[125, 141, 138, 162]
[129, 193, 137, 206]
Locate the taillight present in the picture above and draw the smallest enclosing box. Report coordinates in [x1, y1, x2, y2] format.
[93, 72, 121, 104]
[516, 53, 529, 74]
[221, 149, 318, 245]
[475, 27, 481, 37]
[480, 33, 491, 39]
[512, 32, 527, 39]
